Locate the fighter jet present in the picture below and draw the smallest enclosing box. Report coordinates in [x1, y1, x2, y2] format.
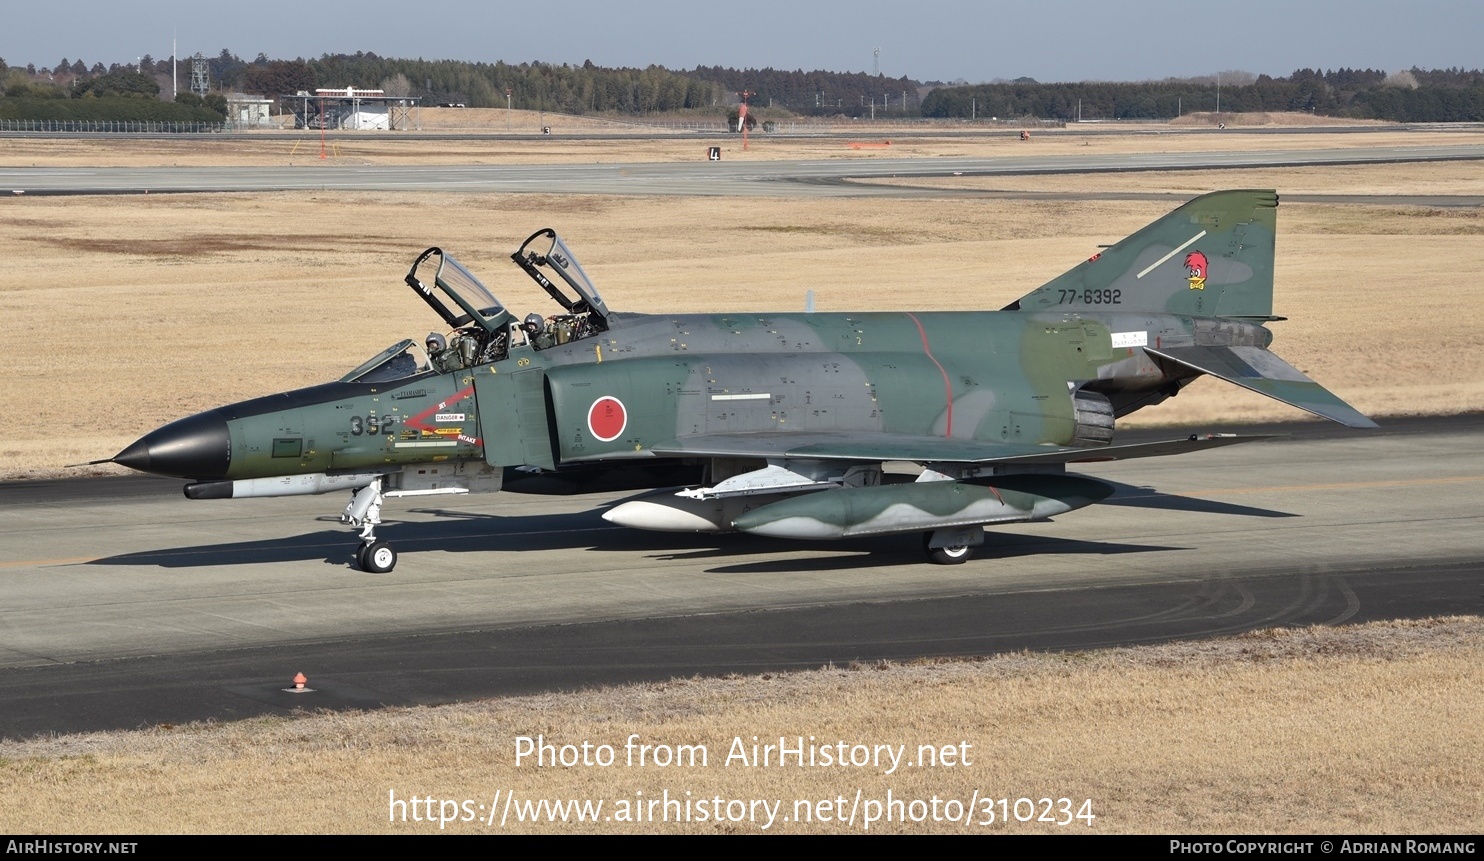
[98, 190, 1375, 571]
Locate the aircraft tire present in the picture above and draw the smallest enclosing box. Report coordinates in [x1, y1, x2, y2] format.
[926, 543, 973, 565]
[362, 540, 397, 573]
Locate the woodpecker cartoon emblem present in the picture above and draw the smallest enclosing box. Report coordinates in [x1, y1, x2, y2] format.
[1184, 250, 1209, 290]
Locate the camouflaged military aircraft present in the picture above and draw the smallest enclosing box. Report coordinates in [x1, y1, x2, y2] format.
[99, 190, 1375, 571]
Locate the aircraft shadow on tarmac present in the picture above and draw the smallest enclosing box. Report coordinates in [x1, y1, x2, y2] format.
[85, 502, 1195, 572]
[87, 509, 654, 569]
[83, 481, 1287, 571]
[669, 532, 1186, 575]
[1098, 481, 1298, 518]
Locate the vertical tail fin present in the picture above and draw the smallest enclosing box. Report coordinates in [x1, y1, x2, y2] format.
[1007, 190, 1279, 320]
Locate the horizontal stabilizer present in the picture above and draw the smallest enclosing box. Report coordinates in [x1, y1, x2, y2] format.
[1148, 345, 1378, 428]
[651, 431, 1270, 465]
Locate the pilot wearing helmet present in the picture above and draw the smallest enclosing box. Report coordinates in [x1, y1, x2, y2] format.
[426, 331, 460, 372]
[524, 313, 555, 350]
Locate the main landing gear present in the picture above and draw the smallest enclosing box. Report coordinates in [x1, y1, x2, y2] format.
[343, 477, 398, 573]
[926, 542, 974, 565]
[922, 528, 982, 565]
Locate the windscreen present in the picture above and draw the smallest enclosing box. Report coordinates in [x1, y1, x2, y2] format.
[341, 340, 428, 383]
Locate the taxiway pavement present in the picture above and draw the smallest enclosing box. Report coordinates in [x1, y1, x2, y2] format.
[1, 415, 1480, 737]
[5, 144, 1483, 197]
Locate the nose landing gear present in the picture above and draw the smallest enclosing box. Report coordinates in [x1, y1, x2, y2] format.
[343, 477, 397, 573]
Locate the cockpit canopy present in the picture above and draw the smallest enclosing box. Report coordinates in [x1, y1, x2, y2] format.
[361, 230, 614, 382]
[404, 247, 515, 334]
[511, 228, 612, 326]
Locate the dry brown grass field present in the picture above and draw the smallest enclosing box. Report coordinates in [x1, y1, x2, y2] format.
[1167, 111, 1386, 127]
[1, 122, 1475, 167]
[1, 128, 1481, 834]
[1, 617, 1479, 834]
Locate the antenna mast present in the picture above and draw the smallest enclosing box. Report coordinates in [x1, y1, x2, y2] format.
[190, 54, 209, 97]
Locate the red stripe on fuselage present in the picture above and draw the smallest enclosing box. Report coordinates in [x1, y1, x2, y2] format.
[904, 312, 954, 437]
[406, 384, 481, 446]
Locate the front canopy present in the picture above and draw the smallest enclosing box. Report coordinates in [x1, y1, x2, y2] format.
[404, 247, 514, 334]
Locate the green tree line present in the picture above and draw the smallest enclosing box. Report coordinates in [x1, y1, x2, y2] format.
[681, 65, 920, 115]
[920, 68, 1484, 122]
[5, 50, 1483, 123]
[253, 53, 916, 116]
[3, 49, 916, 117]
[302, 53, 725, 113]
[1, 66, 224, 122]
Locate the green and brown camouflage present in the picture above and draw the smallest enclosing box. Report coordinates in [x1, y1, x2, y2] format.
[103, 190, 1374, 569]
[728, 474, 1118, 540]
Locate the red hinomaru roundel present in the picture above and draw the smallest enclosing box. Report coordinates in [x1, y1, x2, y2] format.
[587, 396, 628, 442]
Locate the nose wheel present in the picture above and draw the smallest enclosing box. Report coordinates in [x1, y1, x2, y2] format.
[357, 539, 398, 573]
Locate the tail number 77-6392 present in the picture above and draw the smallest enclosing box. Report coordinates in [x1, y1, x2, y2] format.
[1057, 289, 1121, 305]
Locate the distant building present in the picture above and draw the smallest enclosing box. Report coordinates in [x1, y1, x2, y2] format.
[226, 94, 275, 129]
[283, 88, 420, 131]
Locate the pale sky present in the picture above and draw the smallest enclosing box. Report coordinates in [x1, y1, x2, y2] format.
[3, 0, 1479, 84]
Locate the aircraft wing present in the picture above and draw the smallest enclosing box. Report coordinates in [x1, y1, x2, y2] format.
[649, 432, 1270, 465]
[1147, 345, 1379, 428]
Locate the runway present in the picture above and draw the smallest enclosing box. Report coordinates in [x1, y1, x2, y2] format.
[2, 414, 1481, 738]
[5, 144, 1484, 197]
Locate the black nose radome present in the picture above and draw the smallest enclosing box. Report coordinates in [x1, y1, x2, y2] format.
[113, 411, 231, 480]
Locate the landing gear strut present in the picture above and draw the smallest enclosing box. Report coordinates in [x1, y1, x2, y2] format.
[343, 478, 397, 573]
